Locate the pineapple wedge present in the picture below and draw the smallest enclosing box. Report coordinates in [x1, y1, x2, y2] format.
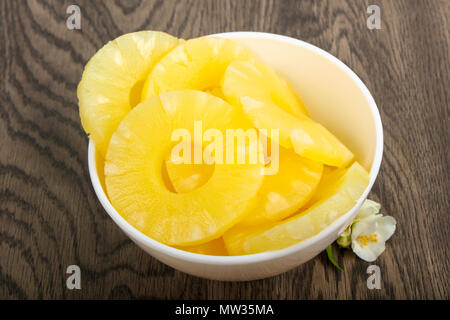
[239, 97, 353, 167]
[223, 162, 369, 255]
[221, 60, 309, 117]
[222, 60, 354, 167]
[78, 31, 180, 157]
[105, 90, 264, 246]
[306, 165, 347, 206]
[141, 37, 254, 100]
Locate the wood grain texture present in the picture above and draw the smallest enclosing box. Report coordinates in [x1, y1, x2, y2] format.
[0, 0, 448, 299]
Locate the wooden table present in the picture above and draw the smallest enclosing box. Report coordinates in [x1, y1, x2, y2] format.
[0, 0, 448, 299]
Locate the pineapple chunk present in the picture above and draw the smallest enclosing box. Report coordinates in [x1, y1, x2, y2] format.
[176, 238, 228, 256]
[237, 146, 323, 226]
[221, 60, 309, 117]
[78, 31, 180, 157]
[105, 90, 264, 246]
[223, 162, 369, 255]
[141, 37, 254, 100]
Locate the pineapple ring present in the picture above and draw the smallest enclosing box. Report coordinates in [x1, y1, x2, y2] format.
[141, 37, 254, 101]
[105, 90, 264, 246]
[78, 31, 181, 157]
[222, 60, 354, 167]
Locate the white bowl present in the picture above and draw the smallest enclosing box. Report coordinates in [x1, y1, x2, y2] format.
[88, 32, 383, 281]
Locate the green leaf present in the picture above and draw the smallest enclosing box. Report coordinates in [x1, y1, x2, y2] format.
[326, 245, 344, 272]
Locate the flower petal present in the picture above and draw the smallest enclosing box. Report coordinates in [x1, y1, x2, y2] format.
[375, 216, 396, 241]
[351, 216, 378, 238]
[357, 199, 381, 219]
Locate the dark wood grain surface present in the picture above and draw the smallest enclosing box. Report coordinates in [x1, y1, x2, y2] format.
[0, 0, 448, 299]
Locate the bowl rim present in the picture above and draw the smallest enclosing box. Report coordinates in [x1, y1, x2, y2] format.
[87, 31, 383, 266]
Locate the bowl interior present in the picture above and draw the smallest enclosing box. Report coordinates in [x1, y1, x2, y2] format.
[90, 32, 382, 263]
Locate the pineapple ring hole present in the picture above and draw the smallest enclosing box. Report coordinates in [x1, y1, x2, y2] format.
[162, 161, 215, 193]
[162, 144, 215, 193]
[129, 79, 146, 108]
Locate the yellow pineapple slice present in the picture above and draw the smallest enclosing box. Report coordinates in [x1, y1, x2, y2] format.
[223, 162, 369, 255]
[78, 31, 180, 157]
[176, 238, 228, 256]
[221, 60, 309, 117]
[306, 165, 347, 206]
[237, 146, 323, 226]
[141, 37, 254, 100]
[105, 90, 264, 246]
[95, 151, 107, 196]
[234, 96, 354, 167]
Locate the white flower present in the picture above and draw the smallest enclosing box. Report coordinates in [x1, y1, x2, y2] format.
[350, 201, 396, 262]
[337, 200, 382, 249]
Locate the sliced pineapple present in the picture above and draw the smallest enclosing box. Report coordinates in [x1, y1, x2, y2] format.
[223, 162, 369, 255]
[237, 146, 323, 226]
[141, 37, 254, 100]
[164, 145, 322, 226]
[221, 60, 309, 117]
[233, 96, 354, 167]
[306, 165, 347, 206]
[176, 238, 228, 256]
[78, 31, 180, 157]
[105, 90, 264, 246]
[95, 150, 107, 195]
[222, 60, 353, 167]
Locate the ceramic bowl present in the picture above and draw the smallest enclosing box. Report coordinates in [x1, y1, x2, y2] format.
[88, 32, 383, 281]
